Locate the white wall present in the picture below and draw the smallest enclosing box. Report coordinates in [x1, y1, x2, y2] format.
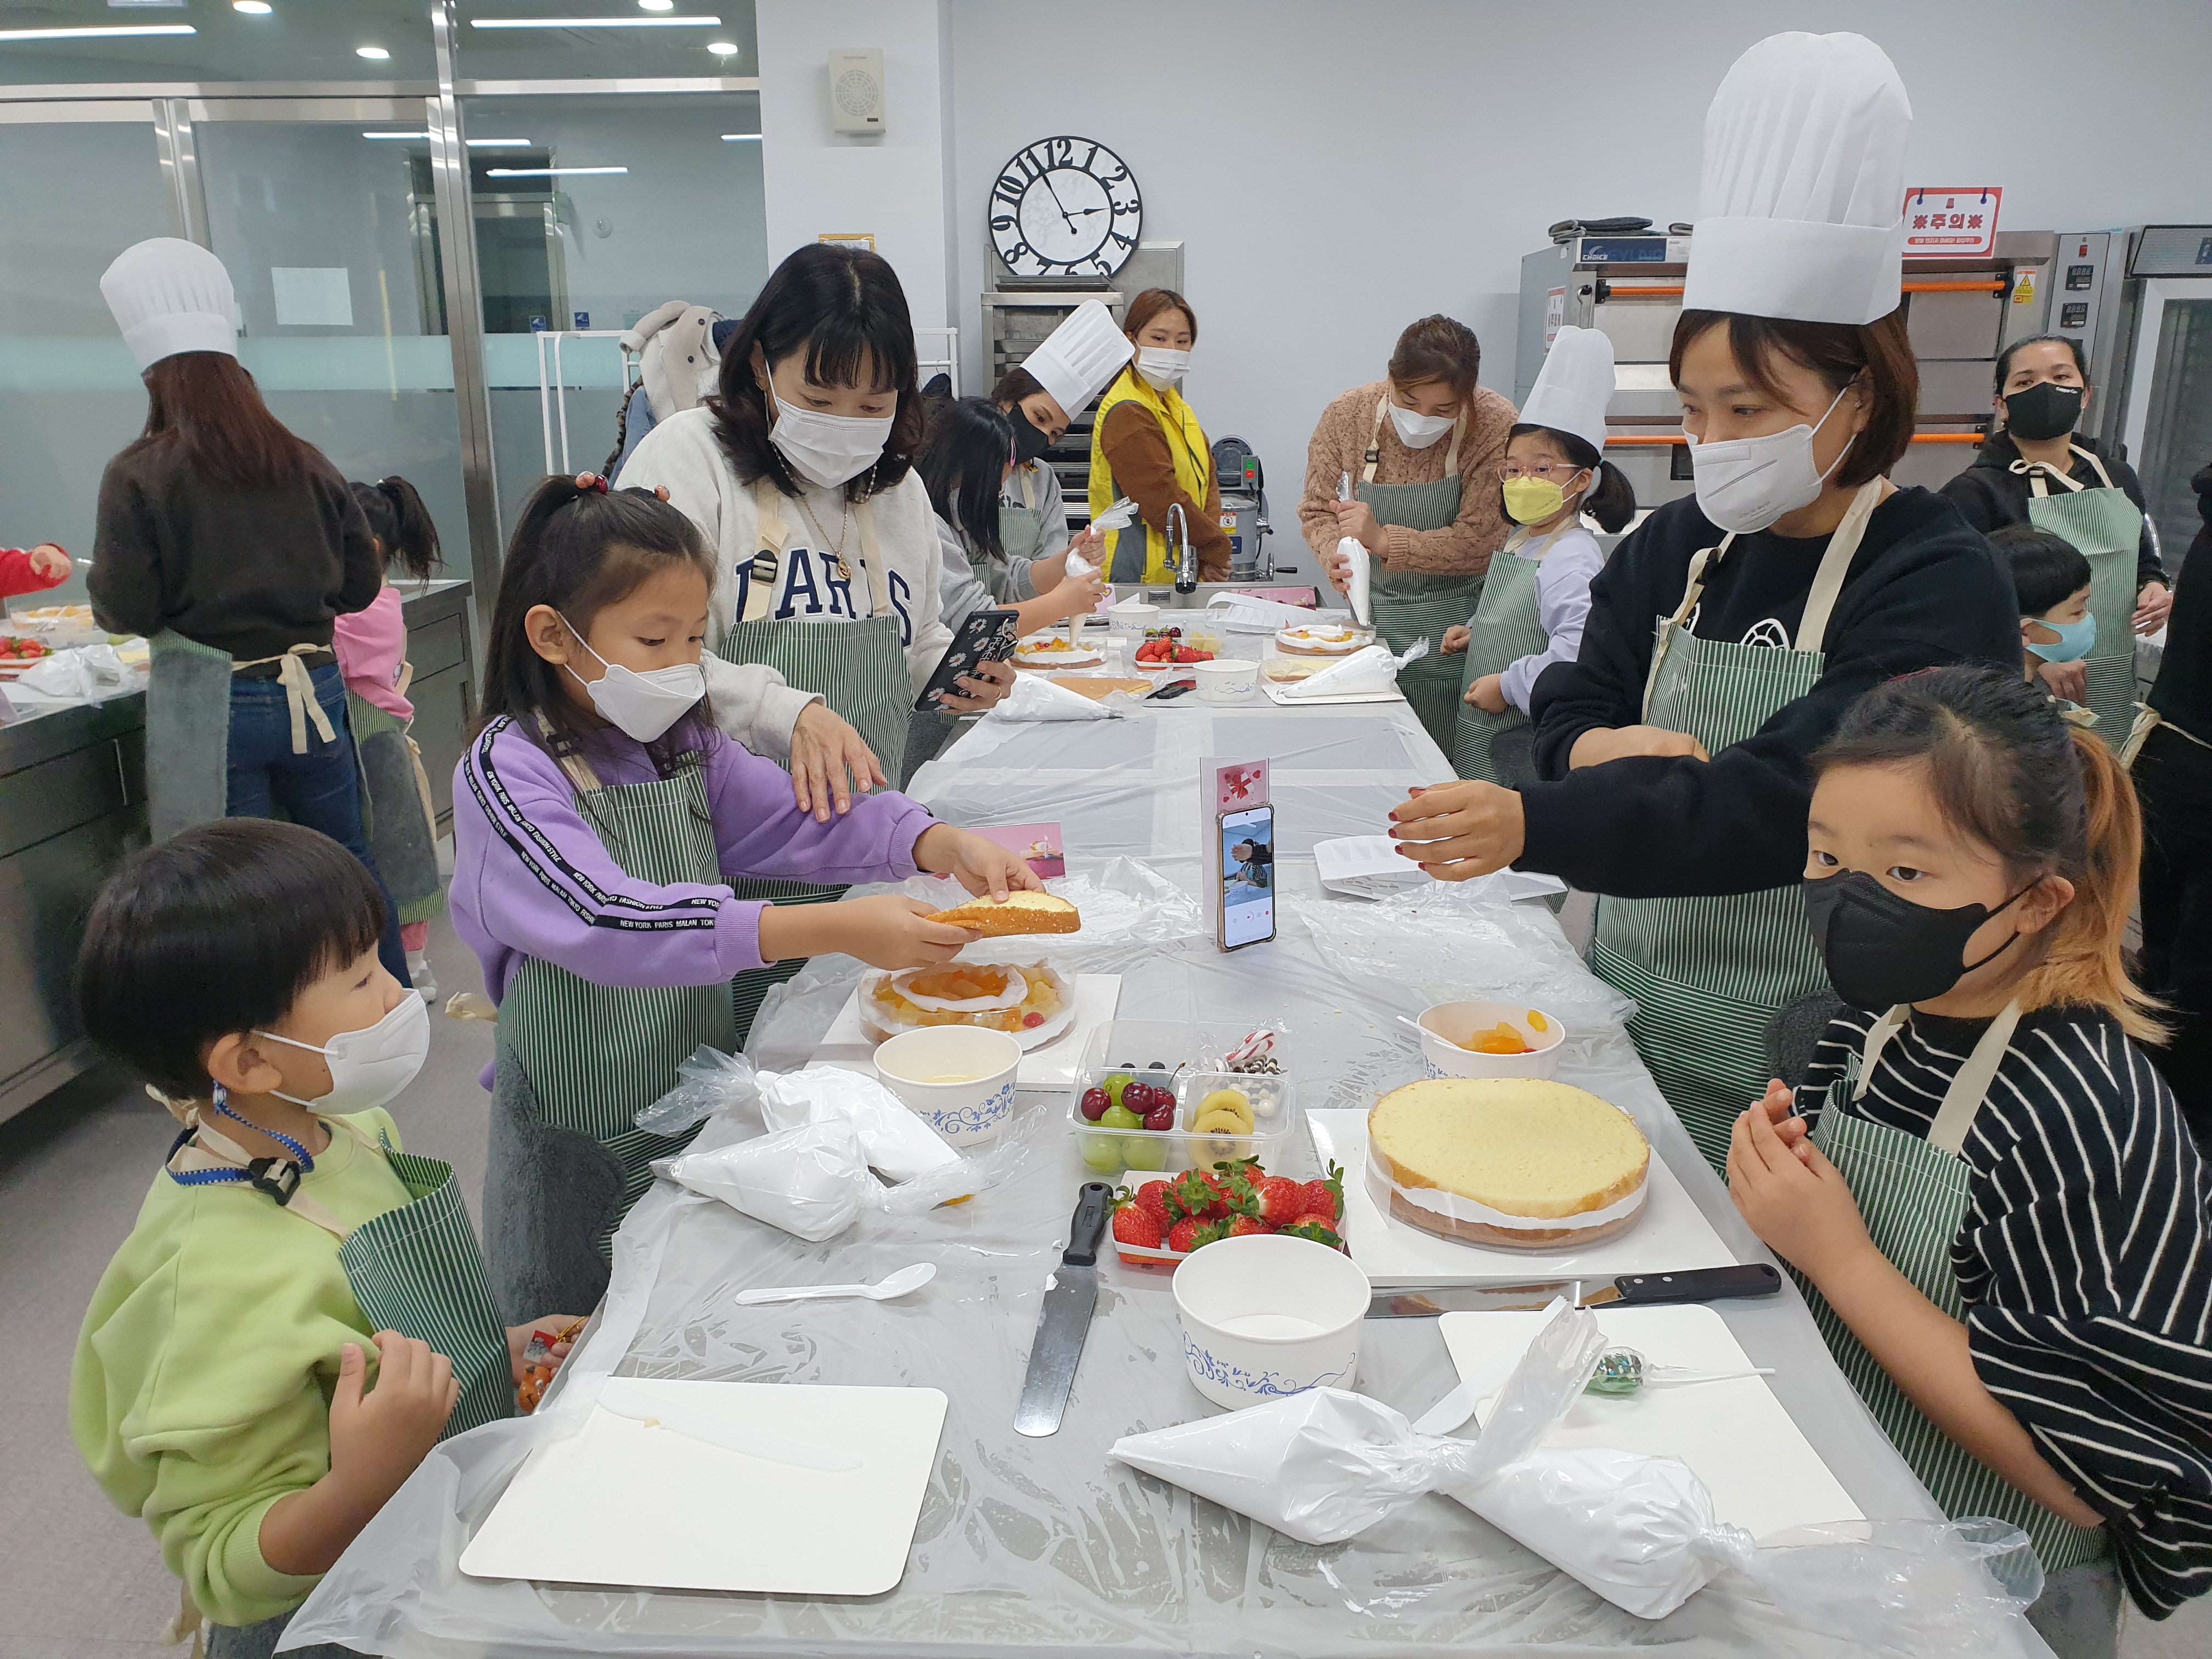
[933, 0, 2212, 495]
[755, 0, 955, 335]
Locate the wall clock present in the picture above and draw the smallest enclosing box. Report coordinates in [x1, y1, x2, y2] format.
[988, 136, 1143, 279]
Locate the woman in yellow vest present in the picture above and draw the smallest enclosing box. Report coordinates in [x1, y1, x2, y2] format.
[1089, 289, 1232, 584]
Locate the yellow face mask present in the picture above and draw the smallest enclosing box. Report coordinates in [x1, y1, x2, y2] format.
[1502, 475, 1579, 524]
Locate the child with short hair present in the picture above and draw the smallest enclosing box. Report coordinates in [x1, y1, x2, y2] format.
[70, 820, 571, 1659]
[1729, 665, 2212, 1645]
[453, 473, 1039, 1323]
[1990, 522, 2095, 707]
[333, 475, 447, 998]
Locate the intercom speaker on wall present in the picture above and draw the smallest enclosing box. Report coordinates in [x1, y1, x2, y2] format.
[828, 48, 885, 135]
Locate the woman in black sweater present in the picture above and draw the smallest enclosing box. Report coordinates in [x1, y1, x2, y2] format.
[91, 237, 407, 983]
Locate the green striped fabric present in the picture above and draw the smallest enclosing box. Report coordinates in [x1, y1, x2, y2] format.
[1450, 548, 1546, 784]
[1370, 568, 1486, 757]
[1802, 1096, 2110, 1576]
[2027, 484, 2143, 740]
[500, 768, 737, 1251]
[339, 1150, 515, 1436]
[1592, 619, 1833, 1173]
[728, 876, 848, 1050]
[720, 610, 915, 788]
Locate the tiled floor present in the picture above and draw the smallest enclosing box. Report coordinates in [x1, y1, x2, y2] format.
[4, 901, 2207, 1658]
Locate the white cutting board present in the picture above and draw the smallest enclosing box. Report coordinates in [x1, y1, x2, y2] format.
[1438, 1306, 1861, 1542]
[461, 1381, 948, 1594]
[808, 973, 1119, 1093]
[1261, 681, 1408, 707]
[1308, 1110, 1736, 1285]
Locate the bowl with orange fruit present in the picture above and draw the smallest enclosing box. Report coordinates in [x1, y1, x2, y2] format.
[1413, 1001, 1564, 1081]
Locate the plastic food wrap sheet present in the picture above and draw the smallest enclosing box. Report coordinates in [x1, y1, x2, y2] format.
[280, 696, 2056, 1657]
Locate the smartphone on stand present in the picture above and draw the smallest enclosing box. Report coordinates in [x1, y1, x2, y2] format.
[1217, 804, 1276, 950]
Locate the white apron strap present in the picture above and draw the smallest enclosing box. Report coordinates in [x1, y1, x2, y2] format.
[166, 1111, 372, 1238]
[230, 643, 339, 755]
[1853, 1000, 2022, 1155]
[853, 496, 893, 617]
[746, 478, 788, 622]
[1361, 392, 1463, 487]
[1638, 537, 1731, 720]
[533, 711, 606, 795]
[1794, 478, 1886, 653]
[2012, 452, 2104, 498]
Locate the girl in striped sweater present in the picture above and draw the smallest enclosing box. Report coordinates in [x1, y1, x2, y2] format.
[1729, 664, 2212, 1650]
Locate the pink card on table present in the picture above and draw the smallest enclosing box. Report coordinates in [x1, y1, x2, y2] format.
[974, 822, 1065, 878]
[1209, 758, 1269, 814]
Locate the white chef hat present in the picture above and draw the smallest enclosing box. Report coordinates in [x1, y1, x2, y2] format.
[1517, 326, 1615, 456]
[1682, 32, 1911, 326]
[100, 237, 240, 371]
[1019, 300, 1132, 415]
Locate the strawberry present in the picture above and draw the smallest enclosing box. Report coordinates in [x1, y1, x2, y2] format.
[1281, 1213, 1344, 1248]
[1252, 1175, 1304, 1226]
[1300, 1161, 1345, 1225]
[1224, 1214, 1269, 1237]
[1190, 1217, 1234, 1249]
[1133, 1179, 1174, 1230]
[1166, 1216, 1204, 1254]
[1111, 1204, 1162, 1251]
[1170, 1168, 1223, 1221]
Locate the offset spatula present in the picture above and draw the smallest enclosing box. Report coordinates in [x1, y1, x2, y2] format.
[1013, 1182, 1114, 1438]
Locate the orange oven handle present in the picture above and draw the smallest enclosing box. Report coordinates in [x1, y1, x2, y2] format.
[1596, 279, 2005, 298]
[1604, 433, 1983, 445]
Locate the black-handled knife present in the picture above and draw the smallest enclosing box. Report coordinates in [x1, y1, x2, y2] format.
[1367, 1263, 1782, 1318]
[1013, 1183, 1114, 1436]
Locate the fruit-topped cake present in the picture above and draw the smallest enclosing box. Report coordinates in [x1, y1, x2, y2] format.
[1273, 624, 1371, 657]
[861, 959, 1069, 1040]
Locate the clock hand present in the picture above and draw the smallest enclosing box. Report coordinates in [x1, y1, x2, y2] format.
[1036, 171, 1079, 233]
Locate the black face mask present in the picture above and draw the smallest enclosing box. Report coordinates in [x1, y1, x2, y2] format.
[1803, 868, 2029, 1008]
[2001, 380, 2084, 443]
[1010, 406, 1054, 464]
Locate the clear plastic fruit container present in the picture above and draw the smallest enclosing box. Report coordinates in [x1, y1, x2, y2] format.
[1068, 1019, 1299, 1176]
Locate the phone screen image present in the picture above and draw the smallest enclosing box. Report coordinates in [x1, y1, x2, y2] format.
[1220, 805, 1276, 950]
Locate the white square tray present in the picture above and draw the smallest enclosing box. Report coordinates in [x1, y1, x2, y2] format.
[1261, 681, 1408, 707]
[1439, 1305, 1861, 1542]
[1307, 1109, 1737, 1285]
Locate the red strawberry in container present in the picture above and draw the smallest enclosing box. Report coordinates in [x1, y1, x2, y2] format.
[1300, 1161, 1346, 1226]
[1252, 1175, 1304, 1228]
[1166, 1216, 1204, 1255]
[1110, 1203, 1162, 1254]
[1132, 1179, 1175, 1231]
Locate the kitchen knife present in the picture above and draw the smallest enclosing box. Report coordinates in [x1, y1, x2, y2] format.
[1013, 1181, 1114, 1437]
[1365, 1262, 1782, 1318]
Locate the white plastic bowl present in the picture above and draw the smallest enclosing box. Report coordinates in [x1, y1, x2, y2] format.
[1192, 657, 1257, 703]
[872, 1026, 1020, 1147]
[1109, 601, 1161, 640]
[1172, 1234, 1369, 1409]
[1416, 1000, 1565, 1080]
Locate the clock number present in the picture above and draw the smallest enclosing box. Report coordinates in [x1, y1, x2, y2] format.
[989, 214, 1017, 233]
[1108, 230, 1137, 251]
[1101, 164, 1128, 184]
[1112, 200, 1140, 217]
[1014, 148, 1046, 182]
[1082, 142, 1100, 171]
[1003, 239, 1041, 269]
[1090, 258, 1116, 276]
[992, 174, 1025, 208]
[1046, 136, 1075, 167]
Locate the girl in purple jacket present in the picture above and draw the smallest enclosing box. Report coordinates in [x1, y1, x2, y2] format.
[452, 473, 1033, 1318]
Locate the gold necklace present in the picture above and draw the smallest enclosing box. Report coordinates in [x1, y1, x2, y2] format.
[795, 493, 855, 579]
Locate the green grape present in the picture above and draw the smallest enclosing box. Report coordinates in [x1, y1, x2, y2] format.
[1080, 1136, 1124, 1174]
[1103, 1072, 1134, 1109]
[1099, 1104, 1142, 1130]
[1122, 1136, 1169, 1171]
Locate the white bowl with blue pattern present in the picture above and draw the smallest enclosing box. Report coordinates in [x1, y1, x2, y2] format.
[872, 1026, 1022, 1147]
[1172, 1234, 1369, 1410]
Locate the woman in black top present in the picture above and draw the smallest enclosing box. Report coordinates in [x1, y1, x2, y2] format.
[91, 238, 406, 983]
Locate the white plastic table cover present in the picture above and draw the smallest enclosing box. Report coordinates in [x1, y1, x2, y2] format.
[287, 662, 2053, 1659]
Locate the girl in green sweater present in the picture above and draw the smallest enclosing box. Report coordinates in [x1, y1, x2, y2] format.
[70, 821, 578, 1659]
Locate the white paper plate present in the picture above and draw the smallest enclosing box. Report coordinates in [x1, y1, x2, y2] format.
[855, 967, 1079, 1049]
[1438, 1306, 1860, 1542]
[1261, 681, 1407, 707]
[1306, 1109, 1736, 1284]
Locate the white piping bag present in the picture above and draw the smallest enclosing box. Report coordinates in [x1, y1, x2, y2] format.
[1335, 472, 1373, 627]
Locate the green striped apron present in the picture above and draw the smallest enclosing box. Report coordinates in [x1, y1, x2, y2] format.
[486, 748, 734, 1319]
[1799, 1003, 2109, 1577]
[990, 461, 1054, 599]
[347, 691, 442, 929]
[168, 1115, 514, 1436]
[718, 481, 917, 1046]
[1451, 526, 1559, 784]
[1591, 479, 1882, 1172]
[2021, 452, 2144, 740]
[1358, 396, 1486, 754]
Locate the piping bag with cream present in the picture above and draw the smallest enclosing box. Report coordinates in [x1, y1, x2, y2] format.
[1336, 471, 1373, 627]
[1110, 1300, 2043, 1634]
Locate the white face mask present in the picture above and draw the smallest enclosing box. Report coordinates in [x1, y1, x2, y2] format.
[1388, 400, 1455, 450]
[561, 612, 705, 743]
[1685, 383, 1854, 534]
[257, 992, 430, 1116]
[769, 388, 894, 489]
[1136, 346, 1190, 391]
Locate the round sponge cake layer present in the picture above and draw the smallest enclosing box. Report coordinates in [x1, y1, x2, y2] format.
[1367, 1078, 1650, 1221]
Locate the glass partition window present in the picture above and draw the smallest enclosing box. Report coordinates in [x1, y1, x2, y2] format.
[459, 1, 757, 80]
[0, 117, 173, 584]
[195, 116, 470, 561]
[0, 1, 436, 85]
[462, 93, 766, 535]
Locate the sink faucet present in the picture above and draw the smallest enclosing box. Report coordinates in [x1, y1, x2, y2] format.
[1166, 503, 1197, 594]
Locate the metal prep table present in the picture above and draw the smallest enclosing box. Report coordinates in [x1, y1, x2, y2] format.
[285, 633, 2053, 1658]
[0, 577, 473, 1125]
